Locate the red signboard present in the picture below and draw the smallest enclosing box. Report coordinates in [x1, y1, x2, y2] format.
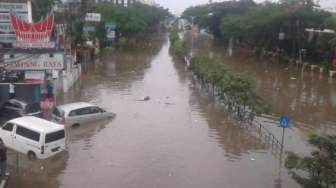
[10, 13, 54, 47]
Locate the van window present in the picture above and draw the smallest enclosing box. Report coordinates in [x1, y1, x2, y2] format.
[53, 107, 64, 117]
[69, 107, 91, 116]
[90, 107, 104, 114]
[45, 130, 65, 143]
[16, 126, 40, 142]
[2, 123, 14, 132]
[79, 107, 91, 115]
[69, 110, 78, 117]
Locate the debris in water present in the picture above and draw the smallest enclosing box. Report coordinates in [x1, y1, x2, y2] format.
[135, 96, 151, 101]
[290, 77, 297, 80]
[168, 172, 173, 177]
[40, 166, 44, 171]
[165, 102, 175, 105]
[250, 158, 256, 161]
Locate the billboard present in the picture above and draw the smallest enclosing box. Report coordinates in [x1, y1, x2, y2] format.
[4, 53, 64, 70]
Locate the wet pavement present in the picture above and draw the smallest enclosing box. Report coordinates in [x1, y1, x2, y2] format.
[5, 34, 315, 187]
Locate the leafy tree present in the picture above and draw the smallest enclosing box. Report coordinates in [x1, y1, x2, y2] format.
[31, 0, 59, 21]
[189, 55, 270, 119]
[183, 0, 335, 64]
[285, 135, 336, 188]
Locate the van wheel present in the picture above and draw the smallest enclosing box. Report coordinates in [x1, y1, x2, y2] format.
[72, 123, 80, 128]
[28, 151, 36, 160]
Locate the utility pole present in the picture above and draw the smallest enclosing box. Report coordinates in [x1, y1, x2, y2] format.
[191, 16, 194, 58]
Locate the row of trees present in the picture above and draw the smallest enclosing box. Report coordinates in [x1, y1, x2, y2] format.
[169, 25, 188, 57]
[182, 0, 336, 66]
[30, 0, 171, 47]
[169, 21, 269, 121]
[190, 55, 270, 121]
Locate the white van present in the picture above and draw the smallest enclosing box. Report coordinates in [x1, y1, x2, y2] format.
[0, 116, 66, 159]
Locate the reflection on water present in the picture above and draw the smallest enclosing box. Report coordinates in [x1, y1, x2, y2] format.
[213, 48, 336, 128]
[7, 34, 302, 188]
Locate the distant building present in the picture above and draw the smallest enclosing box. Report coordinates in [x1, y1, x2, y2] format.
[0, 0, 32, 45]
[94, 0, 157, 6]
[94, 0, 137, 6]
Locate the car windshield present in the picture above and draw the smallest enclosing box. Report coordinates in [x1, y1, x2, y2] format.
[25, 103, 41, 113]
[45, 130, 65, 143]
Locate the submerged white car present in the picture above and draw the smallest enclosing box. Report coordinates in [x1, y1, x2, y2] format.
[52, 102, 116, 127]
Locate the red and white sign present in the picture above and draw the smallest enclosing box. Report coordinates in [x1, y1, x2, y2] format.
[10, 13, 54, 48]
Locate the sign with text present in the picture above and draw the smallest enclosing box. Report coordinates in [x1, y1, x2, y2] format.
[25, 70, 45, 80]
[5, 53, 64, 70]
[85, 13, 101, 22]
[0, 3, 28, 12]
[13, 41, 56, 49]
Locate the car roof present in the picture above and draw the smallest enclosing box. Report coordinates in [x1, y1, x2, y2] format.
[8, 116, 64, 133]
[56, 102, 96, 113]
[8, 99, 27, 106]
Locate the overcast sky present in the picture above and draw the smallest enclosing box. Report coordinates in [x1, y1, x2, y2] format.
[155, 0, 336, 15]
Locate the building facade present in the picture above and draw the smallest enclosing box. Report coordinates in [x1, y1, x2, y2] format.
[0, 0, 32, 45]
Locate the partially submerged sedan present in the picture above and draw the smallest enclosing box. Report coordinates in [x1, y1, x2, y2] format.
[52, 102, 116, 127]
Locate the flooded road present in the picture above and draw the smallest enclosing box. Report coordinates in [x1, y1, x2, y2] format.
[8, 34, 300, 188]
[209, 46, 336, 154]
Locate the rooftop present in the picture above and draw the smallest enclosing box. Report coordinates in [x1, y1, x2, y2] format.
[9, 116, 64, 133]
[57, 102, 95, 113]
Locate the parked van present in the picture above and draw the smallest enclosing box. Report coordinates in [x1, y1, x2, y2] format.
[52, 102, 116, 127]
[0, 116, 66, 159]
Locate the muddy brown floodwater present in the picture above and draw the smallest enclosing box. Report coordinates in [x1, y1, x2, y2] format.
[7, 34, 305, 188]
